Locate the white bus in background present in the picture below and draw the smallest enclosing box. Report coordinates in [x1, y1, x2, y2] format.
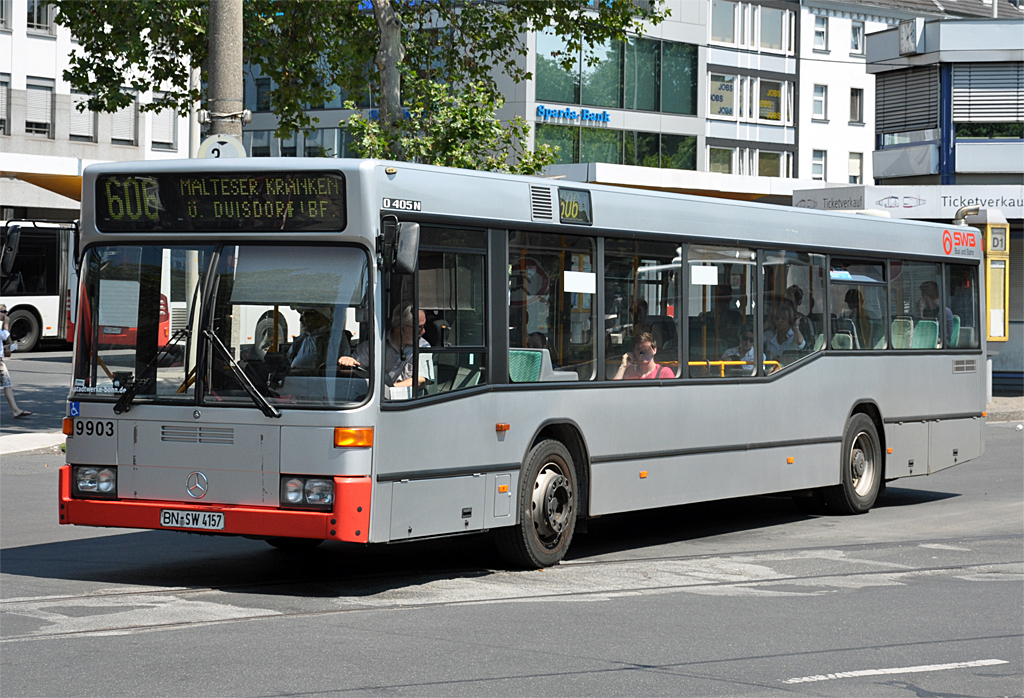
[0, 220, 78, 351]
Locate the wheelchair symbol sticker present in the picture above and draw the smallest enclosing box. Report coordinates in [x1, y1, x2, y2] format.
[69, 402, 80, 417]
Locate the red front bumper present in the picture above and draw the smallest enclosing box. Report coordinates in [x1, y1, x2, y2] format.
[58, 465, 371, 543]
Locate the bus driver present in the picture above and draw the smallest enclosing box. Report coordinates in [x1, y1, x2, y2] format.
[339, 304, 429, 387]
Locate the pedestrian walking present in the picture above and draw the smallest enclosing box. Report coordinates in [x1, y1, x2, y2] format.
[0, 304, 31, 419]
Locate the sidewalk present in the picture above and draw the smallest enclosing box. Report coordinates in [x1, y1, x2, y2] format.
[987, 396, 1024, 423]
[0, 430, 65, 455]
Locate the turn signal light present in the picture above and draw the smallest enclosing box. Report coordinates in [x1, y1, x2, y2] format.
[982, 411, 987, 417]
[63, 418, 73, 435]
[496, 423, 510, 432]
[334, 427, 374, 448]
[786, 457, 795, 464]
[639, 471, 648, 479]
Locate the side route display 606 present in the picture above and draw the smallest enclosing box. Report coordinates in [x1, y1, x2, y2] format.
[95, 172, 347, 232]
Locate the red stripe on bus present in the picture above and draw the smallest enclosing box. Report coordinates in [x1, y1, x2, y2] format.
[332, 476, 371, 542]
[58, 465, 345, 541]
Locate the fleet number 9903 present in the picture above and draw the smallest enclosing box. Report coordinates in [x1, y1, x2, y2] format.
[74, 420, 114, 437]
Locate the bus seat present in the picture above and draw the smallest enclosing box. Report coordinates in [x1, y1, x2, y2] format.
[645, 315, 678, 353]
[831, 317, 861, 349]
[912, 320, 938, 349]
[951, 315, 961, 347]
[812, 333, 825, 352]
[831, 332, 854, 350]
[891, 317, 914, 349]
[509, 349, 543, 382]
[873, 334, 887, 349]
[958, 326, 976, 348]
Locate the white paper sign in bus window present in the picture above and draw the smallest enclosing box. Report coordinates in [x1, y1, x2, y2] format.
[691, 265, 719, 285]
[563, 270, 596, 294]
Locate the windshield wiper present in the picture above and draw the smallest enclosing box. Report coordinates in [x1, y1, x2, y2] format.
[113, 327, 191, 414]
[203, 329, 281, 419]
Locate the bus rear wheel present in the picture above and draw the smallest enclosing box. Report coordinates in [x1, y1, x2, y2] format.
[496, 439, 577, 569]
[8, 309, 40, 352]
[824, 413, 881, 514]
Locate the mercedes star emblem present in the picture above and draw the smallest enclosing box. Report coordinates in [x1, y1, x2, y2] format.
[186, 471, 209, 499]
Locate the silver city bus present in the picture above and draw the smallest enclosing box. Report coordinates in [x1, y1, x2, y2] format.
[60, 159, 987, 567]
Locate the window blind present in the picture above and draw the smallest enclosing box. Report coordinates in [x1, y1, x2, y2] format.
[69, 93, 95, 139]
[953, 63, 1024, 122]
[111, 96, 137, 143]
[151, 106, 176, 146]
[875, 66, 938, 133]
[26, 84, 52, 124]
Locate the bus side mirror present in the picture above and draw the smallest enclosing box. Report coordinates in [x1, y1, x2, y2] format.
[1, 226, 21, 277]
[394, 222, 420, 275]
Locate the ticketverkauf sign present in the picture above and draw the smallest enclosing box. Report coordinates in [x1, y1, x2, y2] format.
[792, 185, 1024, 220]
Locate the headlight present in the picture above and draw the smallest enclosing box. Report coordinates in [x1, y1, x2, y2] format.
[279, 476, 334, 509]
[72, 466, 117, 499]
[283, 478, 305, 504]
[304, 479, 333, 506]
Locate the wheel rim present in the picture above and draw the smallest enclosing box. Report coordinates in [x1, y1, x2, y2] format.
[10, 317, 32, 342]
[531, 461, 574, 548]
[849, 430, 877, 497]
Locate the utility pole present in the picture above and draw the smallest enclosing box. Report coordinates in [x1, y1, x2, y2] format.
[206, 0, 244, 138]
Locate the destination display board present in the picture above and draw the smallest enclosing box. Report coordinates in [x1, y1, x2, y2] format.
[95, 172, 346, 232]
[558, 188, 593, 226]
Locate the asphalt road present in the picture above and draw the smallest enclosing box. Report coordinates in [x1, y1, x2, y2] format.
[0, 341, 72, 436]
[1, 414, 1021, 696]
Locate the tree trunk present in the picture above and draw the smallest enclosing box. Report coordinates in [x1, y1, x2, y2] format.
[371, 0, 405, 154]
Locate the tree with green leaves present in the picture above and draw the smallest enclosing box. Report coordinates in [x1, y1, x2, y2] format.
[53, 0, 667, 168]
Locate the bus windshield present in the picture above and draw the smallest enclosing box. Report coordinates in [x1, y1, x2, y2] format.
[72, 244, 371, 408]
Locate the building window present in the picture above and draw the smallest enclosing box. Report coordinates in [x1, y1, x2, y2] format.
[255, 77, 272, 112]
[536, 123, 579, 163]
[813, 85, 827, 121]
[759, 7, 785, 51]
[758, 151, 783, 177]
[26, 0, 53, 34]
[709, 147, 733, 174]
[851, 22, 865, 54]
[660, 134, 696, 169]
[624, 130, 660, 166]
[814, 17, 828, 51]
[812, 150, 826, 180]
[0, 75, 8, 136]
[69, 92, 96, 142]
[624, 36, 660, 111]
[760, 80, 784, 122]
[111, 93, 138, 145]
[709, 74, 736, 118]
[244, 130, 274, 157]
[536, 28, 581, 104]
[1, 0, 11, 30]
[580, 39, 622, 109]
[662, 41, 697, 115]
[25, 80, 53, 137]
[849, 153, 863, 184]
[581, 127, 622, 164]
[850, 87, 864, 124]
[280, 133, 297, 157]
[151, 101, 177, 151]
[711, 0, 736, 43]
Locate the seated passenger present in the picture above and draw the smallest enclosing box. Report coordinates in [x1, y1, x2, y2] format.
[339, 304, 429, 386]
[721, 324, 763, 374]
[288, 307, 333, 372]
[764, 301, 806, 360]
[526, 332, 547, 349]
[612, 332, 674, 380]
[917, 280, 954, 346]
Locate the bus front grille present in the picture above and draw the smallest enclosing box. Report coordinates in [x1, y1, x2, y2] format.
[161, 425, 234, 445]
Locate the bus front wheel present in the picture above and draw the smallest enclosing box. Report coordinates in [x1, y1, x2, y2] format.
[8, 309, 40, 352]
[825, 413, 881, 514]
[496, 439, 577, 568]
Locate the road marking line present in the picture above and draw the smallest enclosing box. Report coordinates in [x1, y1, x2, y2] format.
[783, 659, 1009, 684]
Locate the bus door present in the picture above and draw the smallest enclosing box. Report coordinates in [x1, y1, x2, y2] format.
[58, 226, 78, 341]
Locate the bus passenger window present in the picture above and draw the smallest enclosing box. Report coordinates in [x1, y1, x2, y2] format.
[889, 261, 944, 349]
[604, 238, 681, 380]
[408, 227, 488, 398]
[509, 231, 595, 382]
[947, 264, 979, 348]
[762, 250, 825, 369]
[830, 259, 886, 350]
[688, 245, 757, 377]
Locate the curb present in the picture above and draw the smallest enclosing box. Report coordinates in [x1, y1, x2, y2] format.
[0, 432, 65, 455]
[988, 410, 1024, 423]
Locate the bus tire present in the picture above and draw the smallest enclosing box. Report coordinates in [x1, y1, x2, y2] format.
[8, 309, 40, 352]
[265, 537, 323, 551]
[496, 439, 577, 569]
[824, 413, 881, 514]
[255, 315, 287, 359]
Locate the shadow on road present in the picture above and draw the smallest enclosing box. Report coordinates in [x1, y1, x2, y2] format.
[0, 486, 959, 596]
